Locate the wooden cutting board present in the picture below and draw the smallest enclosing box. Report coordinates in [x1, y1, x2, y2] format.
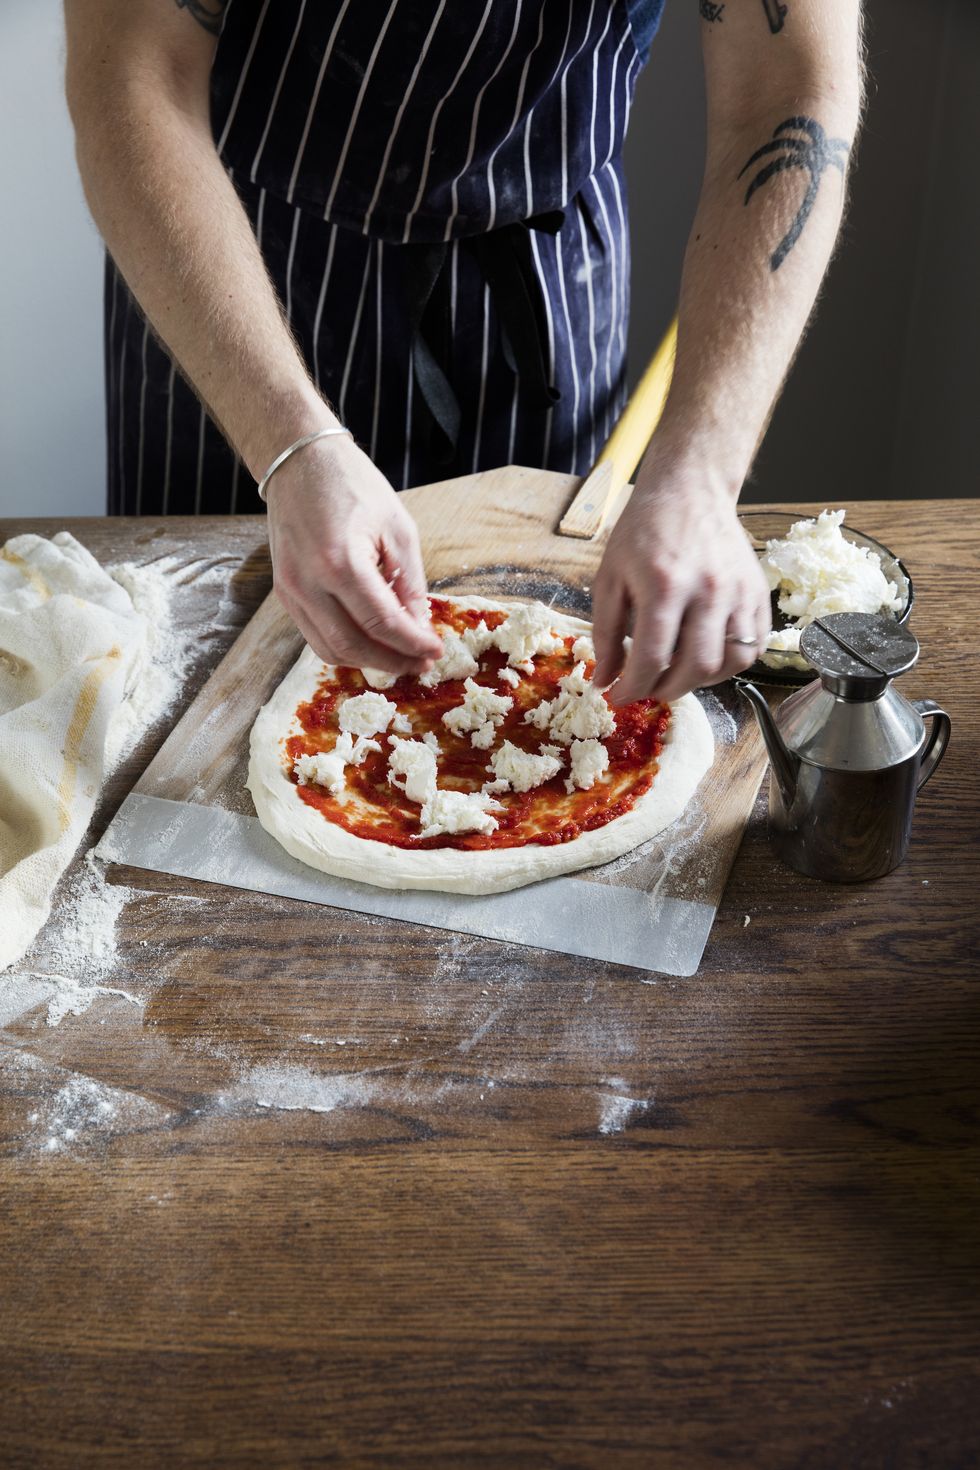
[100, 465, 768, 975]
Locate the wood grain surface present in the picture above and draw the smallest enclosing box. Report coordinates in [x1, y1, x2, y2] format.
[1, 501, 978, 1470]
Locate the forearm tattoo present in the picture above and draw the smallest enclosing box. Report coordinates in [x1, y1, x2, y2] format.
[174, 0, 228, 36]
[700, 1, 726, 20]
[760, 0, 788, 32]
[738, 117, 849, 271]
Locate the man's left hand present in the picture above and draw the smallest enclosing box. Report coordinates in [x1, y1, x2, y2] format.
[591, 464, 771, 705]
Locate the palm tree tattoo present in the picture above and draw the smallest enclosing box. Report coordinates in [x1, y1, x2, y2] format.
[738, 116, 850, 271]
[760, 0, 788, 33]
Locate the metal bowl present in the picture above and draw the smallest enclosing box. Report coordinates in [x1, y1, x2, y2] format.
[738, 510, 914, 687]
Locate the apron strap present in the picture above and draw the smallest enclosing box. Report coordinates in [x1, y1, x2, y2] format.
[471, 211, 563, 413]
[402, 242, 462, 466]
[402, 212, 564, 468]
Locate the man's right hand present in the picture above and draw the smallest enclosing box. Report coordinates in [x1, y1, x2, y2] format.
[266, 434, 443, 674]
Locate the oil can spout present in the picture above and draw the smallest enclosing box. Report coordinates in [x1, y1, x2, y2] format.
[737, 680, 800, 811]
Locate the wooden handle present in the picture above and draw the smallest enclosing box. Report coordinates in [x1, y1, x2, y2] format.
[558, 316, 677, 540]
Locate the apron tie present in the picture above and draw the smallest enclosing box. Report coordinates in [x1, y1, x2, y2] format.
[402, 211, 564, 467]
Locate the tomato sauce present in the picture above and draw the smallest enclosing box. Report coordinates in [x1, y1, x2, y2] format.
[286, 598, 670, 850]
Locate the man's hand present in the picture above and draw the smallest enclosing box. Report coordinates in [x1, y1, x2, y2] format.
[266, 436, 443, 674]
[591, 461, 771, 704]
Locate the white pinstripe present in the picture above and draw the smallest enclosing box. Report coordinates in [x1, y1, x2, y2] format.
[605, 160, 631, 366]
[485, 3, 546, 232]
[338, 246, 373, 423]
[446, 0, 525, 244]
[322, 0, 400, 221]
[215, 0, 272, 157]
[285, 0, 354, 207]
[370, 240, 384, 461]
[586, 168, 619, 443]
[587, 3, 615, 177]
[506, 372, 520, 465]
[251, 0, 310, 183]
[135, 316, 150, 515]
[553, 218, 580, 472]
[404, 0, 495, 244]
[161, 360, 176, 516]
[598, 30, 632, 175]
[524, 5, 576, 217]
[471, 281, 492, 472]
[284, 208, 301, 325]
[312, 224, 339, 392]
[449, 240, 459, 338]
[527, 227, 556, 469]
[575, 202, 600, 469]
[401, 353, 414, 489]
[559, 1, 598, 206]
[193, 402, 207, 515]
[364, 0, 449, 235]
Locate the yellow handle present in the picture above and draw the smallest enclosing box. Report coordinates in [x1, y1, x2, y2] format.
[558, 315, 677, 539]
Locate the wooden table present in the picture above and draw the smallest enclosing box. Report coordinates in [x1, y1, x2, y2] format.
[2, 504, 978, 1470]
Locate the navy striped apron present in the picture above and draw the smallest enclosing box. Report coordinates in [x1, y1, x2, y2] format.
[105, 0, 664, 515]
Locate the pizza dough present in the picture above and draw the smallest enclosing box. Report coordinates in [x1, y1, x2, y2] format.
[246, 596, 714, 894]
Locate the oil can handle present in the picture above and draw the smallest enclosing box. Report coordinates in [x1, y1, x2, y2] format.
[912, 700, 951, 791]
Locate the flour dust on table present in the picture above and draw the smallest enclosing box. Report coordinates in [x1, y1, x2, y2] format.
[248, 595, 714, 894]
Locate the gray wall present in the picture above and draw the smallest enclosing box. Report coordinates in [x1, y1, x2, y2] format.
[0, 0, 976, 520]
[0, 0, 106, 518]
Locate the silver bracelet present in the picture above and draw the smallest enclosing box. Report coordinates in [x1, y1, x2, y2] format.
[256, 425, 354, 502]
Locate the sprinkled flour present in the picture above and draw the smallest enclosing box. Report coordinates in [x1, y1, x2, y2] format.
[597, 1081, 651, 1135]
[1, 854, 142, 1028]
[104, 560, 181, 771]
[104, 552, 244, 772]
[220, 1063, 376, 1114]
[24, 1071, 165, 1156]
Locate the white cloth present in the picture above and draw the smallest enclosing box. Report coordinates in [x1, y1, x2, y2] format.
[0, 532, 147, 970]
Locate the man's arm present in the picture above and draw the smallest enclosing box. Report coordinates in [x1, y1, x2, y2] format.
[593, 0, 863, 703]
[64, 0, 441, 672]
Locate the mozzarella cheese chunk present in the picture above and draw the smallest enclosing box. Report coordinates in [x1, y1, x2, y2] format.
[417, 788, 502, 840]
[461, 620, 496, 658]
[571, 635, 595, 663]
[419, 629, 480, 687]
[442, 678, 513, 748]
[498, 666, 521, 688]
[760, 626, 807, 671]
[566, 737, 610, 793]
[421, 730, 441, 753]
[488, 739, 563, 793]
[294, 732, 381, 796]
[391, 711, 413, 735]
[361, 667, 399, 690]
[762, 510, 904, 630]
[470, 723, 496, 750]
[525, 661, 616, 745]
[765, 627, 802, 654]
[388, 738, 438, 805]
[338, 691, 398, 738]
[492, 603, 564, 667]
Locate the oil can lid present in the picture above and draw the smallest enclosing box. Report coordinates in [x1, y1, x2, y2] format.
[800, 612, 919, 699]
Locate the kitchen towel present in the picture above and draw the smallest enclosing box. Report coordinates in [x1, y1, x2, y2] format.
[0, 532, 147, 970]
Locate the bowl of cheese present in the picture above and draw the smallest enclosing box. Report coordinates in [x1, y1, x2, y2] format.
[738, 509, 913, 684]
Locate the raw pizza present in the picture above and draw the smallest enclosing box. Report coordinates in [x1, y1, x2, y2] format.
[247, 595, 713, 894]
